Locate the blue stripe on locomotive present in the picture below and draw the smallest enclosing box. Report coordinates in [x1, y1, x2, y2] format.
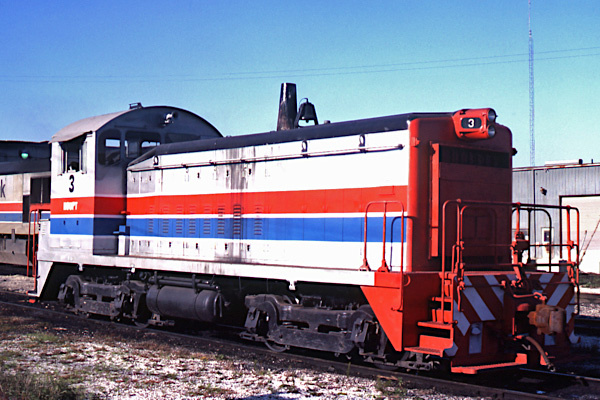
[0, 212, 51, 223]
[126, 216, 406, 243]
[50, 215, 406, 243]
[0, 213, 22, 222]
[50, 217, 122, 236]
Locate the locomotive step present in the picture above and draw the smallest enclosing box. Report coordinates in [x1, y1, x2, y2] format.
[404, 346, 444, 357]
[432, 310, 454, 321]
[433, 309, 453, 321]
[450, 360, 526, 374]
[419, 332, 452, 349]
[417, 321, 453, 330]
[431, 296, 453, 303]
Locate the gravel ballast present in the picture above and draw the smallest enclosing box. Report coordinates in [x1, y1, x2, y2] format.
[0, 273, 477, 399]
[1, 271, 599, 399]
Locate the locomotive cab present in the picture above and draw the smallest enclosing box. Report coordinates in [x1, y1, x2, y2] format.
[44, 106, 222, 257]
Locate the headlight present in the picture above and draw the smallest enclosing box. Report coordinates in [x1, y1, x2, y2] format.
[488, 125, 496, 138]
[488, 109, 497, 123]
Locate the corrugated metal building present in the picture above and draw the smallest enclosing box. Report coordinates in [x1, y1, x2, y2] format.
[513, 161, 600, 274]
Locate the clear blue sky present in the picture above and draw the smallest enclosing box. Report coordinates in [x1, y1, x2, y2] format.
[1, 1, 598, 167]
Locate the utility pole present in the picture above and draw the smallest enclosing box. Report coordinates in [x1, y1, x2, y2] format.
[529, 0, 535, 167]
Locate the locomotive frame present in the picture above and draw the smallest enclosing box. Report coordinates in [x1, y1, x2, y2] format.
[6, 85, 581, 374]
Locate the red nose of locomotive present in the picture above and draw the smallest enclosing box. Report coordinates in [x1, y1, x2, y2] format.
[452, 108, 497, 140]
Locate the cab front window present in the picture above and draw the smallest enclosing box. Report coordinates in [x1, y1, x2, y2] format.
[125, 131, 160, 159]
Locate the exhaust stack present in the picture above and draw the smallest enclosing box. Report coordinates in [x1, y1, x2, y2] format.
[277, 83, 297, 131]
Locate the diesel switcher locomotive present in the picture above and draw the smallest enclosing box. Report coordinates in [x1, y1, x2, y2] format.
[10, 84, 580, 373]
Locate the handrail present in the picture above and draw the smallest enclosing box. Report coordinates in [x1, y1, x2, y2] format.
[564, 205, 581, 312]
[27, 206, 50, 283]
[441, 199, 463, 324]
[360, 201, 405, 273]
[26, 211, 37, 277]
[440, 200, 580, 323]
[512, 202, 580, 271]
[512, 205, 553, 267]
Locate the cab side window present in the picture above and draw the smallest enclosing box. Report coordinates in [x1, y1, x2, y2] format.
[98, 130, 122, 166]
[61, 136, 86, 173]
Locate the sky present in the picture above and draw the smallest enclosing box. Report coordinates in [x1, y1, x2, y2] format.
[1, 1, 598, 167]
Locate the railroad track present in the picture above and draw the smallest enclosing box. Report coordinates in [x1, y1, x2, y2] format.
[0, 289, 599, 399]
[575, 315, 600, 336]
[514, 368, 600, 399]
[580, 292, 600, 305]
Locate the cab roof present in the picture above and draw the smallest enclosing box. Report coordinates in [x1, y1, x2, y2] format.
[50, 106, 221, 143]
[51, 110, 129, 143]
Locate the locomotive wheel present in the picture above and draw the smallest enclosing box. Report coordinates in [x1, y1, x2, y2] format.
[132, 298, 151, 328]
[134, 318, 150, 328]
[256, 301, 289, 353]
[265, 339, 288, 353]
[350, 305, 399, 369]
[59, 276, 82, 310]
[350, 305, 377, 351]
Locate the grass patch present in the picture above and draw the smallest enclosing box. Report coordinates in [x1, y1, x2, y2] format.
[188, 383, 235, 397]
[279, 383, 301, 394]
[580, 273, 600, 288]
[0, 350, 21, 363]
[0, 317, 46, 334]
[130, 339, 174, 354]
[28, 332, 63, 345]
[253, 366, 270, 376]
[375, 376, 406, 398]
[0, 366, 85, 400]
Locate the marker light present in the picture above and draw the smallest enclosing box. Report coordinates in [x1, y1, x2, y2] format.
[452, 108, 497, 140]
[20, 151, 29, 160]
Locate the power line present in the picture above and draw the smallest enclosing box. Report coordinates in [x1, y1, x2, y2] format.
[210, 46, 600, 77]
[1, 46, 599, 83]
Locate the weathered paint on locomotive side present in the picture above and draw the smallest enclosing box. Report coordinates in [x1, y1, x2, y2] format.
[49, 136, 97, 252]
[126, 128, 410, 272]
[0, 170, 51, 266]
[0, 174, 26, 224]
[0, 173, 31, 266]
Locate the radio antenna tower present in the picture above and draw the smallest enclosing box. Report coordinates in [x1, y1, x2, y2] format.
[529, 0, 535, 166]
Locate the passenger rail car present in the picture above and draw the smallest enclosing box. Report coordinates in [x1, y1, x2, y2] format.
[28, 86, 579, 373]
[0, 141, 51, 266]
